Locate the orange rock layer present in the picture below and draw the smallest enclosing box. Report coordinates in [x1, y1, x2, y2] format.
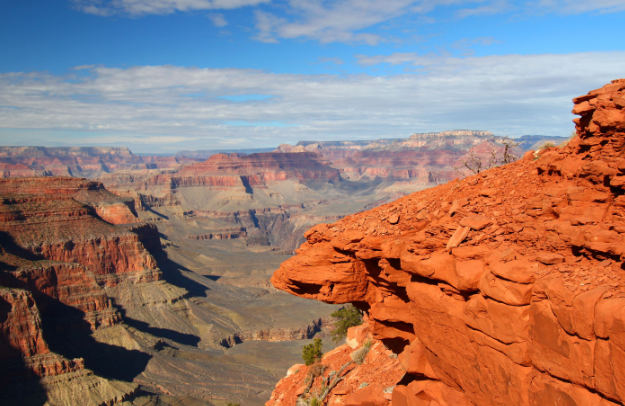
[271, 79, 625, 405]
[267, 324, 405, 406]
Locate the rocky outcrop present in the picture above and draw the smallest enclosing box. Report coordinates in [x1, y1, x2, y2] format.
[270, 80, 625, 406]
[267, 324, 404, 406]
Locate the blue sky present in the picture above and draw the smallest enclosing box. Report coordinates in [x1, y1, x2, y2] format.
[1, 0, 624, 153]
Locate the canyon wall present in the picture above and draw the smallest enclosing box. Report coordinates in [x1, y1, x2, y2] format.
[0, 176, 163, 404]
[270, 79, 625, 405]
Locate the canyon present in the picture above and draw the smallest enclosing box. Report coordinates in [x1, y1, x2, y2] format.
[0, 176, 338, 405]
[94, 131, 564, 258]
[0, 100, 572, 405]
[270, 79, 625, 405]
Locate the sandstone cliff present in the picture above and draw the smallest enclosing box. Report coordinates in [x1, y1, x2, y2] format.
[270, 79, 625, 406]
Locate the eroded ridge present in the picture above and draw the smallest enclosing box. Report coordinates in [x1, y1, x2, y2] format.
[271, 79, 625, 405]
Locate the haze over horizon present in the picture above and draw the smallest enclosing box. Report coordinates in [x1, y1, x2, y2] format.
[1, 0, 624, 153]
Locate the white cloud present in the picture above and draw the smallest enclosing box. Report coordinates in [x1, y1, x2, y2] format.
[531, 0, 625, 14]
[207, 12, 227, 26]
[318, 57, 345, 65]
[71, 0, 625, 45]
[72, 0, 270, 16]
[1, 52, 624, 151]
[254, 0, 417, 44]
[456, 0, 512, 17]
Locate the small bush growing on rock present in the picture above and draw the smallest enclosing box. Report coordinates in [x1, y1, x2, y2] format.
[309, 361, 327, 377]
[351, 339, 373, 365]
[351, 347, 368, 365]
[302, 338, 323, 366]
[330, 305, 362, 343]
[538, 141, 556, 149]
[559, 131, 577, 148]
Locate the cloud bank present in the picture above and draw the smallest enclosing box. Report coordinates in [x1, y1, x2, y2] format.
[1, 51, 624, 151]
[72, 0, 625, 44]
[73, 0, 270, 16]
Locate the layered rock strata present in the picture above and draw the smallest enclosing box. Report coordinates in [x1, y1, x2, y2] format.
[0, 176, 164, 403]
[271, 80, 625, 405]
[101, 152, 341, 195]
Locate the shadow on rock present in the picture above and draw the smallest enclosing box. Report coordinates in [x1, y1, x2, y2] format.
[0, 231, 44, 262]
[0, 298, 49, 406]
[38, 299, 152, 382]
[117, 305, 201, 347]
[156, 257, 219, 297]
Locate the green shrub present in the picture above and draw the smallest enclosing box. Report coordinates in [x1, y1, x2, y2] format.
[330, 305, 363, 343]
[302, 338, 323, 366]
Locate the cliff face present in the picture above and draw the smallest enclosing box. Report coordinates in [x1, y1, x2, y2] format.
[102, 152, 341, 191]
[0, 178, 161, 285]
[271, 79, 625, 406]
[0, 176, 163, 401]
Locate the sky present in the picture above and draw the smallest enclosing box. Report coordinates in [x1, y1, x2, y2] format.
[0, 0, 624, 154]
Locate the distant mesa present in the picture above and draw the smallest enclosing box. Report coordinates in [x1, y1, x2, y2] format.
[409, 129, 494, 138]
[175, 147, 276, 159]
[0, 146, 201, 178]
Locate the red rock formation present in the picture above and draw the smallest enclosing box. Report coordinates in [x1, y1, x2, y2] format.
[0, 177, 139, 225]
[101, 152, 341, 193]
[0, 288, 85, 384]
[271, 80, 625, 406]
[0, 255, 120, 329]
[0, 178, 160, 285]
[267, 324, 405, 406]
[0, 176, 165, 395]
[0, 177, 162, 284]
